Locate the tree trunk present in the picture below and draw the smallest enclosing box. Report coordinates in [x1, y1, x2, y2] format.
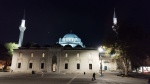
[122, 58, 129, 76]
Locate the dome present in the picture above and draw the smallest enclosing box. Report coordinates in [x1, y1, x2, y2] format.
[63, 33, 78, 38]
[58, 33, 84, 48]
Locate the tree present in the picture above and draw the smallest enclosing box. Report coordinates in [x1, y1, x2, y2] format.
[5, 42, 18, 56]
[118, 23, 150, 73]
[3, 42, 18, 70]
[102, 22, 150, 76]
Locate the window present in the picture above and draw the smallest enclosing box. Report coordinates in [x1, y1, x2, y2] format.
[29, 63, 33, 69]
[77, 63, 80, 69]
[41, 63, 44, 69]
[65, 63, 68, 69]
[65, 53, 68, 57]
[42, 53, 45, 57]
[89, 64, 92, 70]
[18, 63, 21, 68]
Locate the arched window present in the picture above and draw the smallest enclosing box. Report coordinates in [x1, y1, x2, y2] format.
[29, 60, 33, 69]
[42, 53, 45, 57]
[64, 60, 69, 69]
[17, 60, 22, 69]
[65, 53, 68, 57]
[41, 60, 45, 69]
[77, 60, 80, 69]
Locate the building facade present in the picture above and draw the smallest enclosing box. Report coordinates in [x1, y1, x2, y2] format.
[11, 47, 117, 73]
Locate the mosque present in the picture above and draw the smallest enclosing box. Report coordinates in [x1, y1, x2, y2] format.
[11, 10, 118, 73]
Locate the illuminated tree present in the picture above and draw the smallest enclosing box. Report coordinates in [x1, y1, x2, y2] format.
[5, 42, 18, 56]
[2, 42, 18, 70]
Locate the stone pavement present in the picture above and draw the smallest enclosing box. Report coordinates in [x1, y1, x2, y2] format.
[76, 72, 148, 84]
[0, 72, 149, 84]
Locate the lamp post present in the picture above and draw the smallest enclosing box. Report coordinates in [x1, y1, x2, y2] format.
[98, 47, 103, 77]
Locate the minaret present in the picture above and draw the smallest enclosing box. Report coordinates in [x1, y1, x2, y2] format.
[18, 11, 26, 47]
[112, 8, 118, 34]
[113, 8, 117, 25]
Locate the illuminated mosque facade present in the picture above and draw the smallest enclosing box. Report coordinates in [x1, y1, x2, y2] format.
[11, 10, 118, 73]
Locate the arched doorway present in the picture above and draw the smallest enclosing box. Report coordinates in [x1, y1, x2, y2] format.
[52, 55, 57, 72]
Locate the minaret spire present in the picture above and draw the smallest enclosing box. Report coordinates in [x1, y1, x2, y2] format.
[23, 10, 25, 20]
[112, 8, 118, 34]
[113, 8, 117, 25]
[18, 11, 26, 47]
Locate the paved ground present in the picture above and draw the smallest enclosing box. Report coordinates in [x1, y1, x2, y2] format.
[0, 72, 148, 84]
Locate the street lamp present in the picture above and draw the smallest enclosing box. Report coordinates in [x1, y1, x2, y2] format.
[98, 47, 104, 77]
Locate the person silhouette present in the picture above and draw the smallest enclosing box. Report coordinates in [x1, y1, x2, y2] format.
[84, 72, 85, 75]
[92, 73, 96, 80]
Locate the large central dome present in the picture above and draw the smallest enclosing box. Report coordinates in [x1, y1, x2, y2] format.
[63, 33, 78, 38]
[58, 33, 84, 48]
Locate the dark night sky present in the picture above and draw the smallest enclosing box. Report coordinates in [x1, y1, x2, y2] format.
[0, 0, 150, 47]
